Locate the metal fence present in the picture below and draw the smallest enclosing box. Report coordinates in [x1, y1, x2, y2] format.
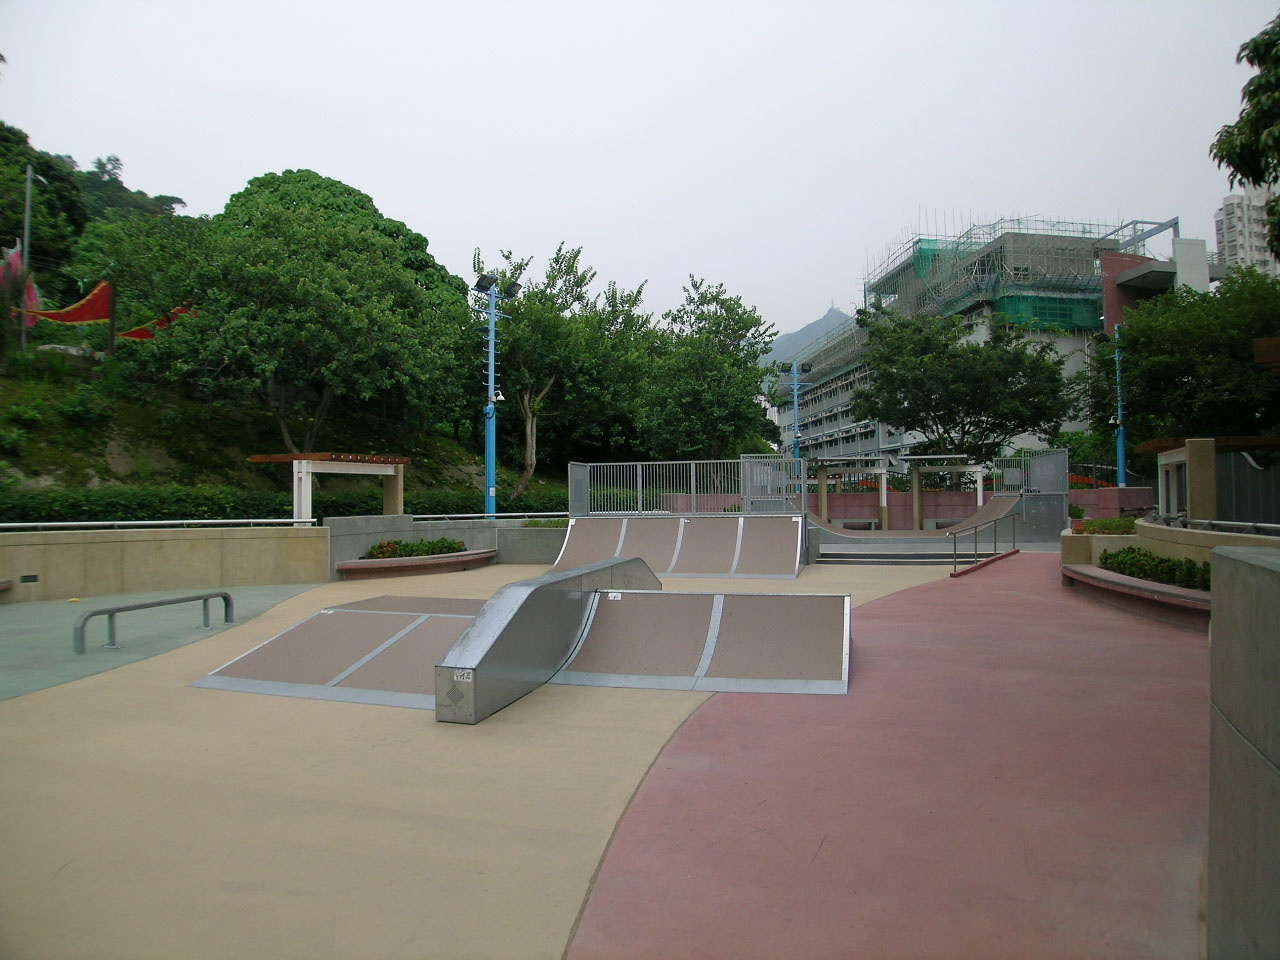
[1216, 451, 1280, 524]
[568, 457, 806, 517]
[991, 449, 1068, 496]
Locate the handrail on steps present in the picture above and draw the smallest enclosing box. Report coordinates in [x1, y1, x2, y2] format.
[947, 513, 1017, 574]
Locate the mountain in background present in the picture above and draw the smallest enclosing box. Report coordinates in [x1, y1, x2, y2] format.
[763, 305, 852, 365]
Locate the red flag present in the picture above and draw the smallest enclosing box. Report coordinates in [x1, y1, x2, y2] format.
[25, 281, 112, 324]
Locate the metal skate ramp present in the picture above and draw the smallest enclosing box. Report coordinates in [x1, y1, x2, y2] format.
[552, 514, 804, 578]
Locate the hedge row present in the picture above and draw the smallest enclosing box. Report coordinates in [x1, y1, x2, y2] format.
[0, 484, 568, 523]
[1081, 517, 1136, 535]
[1098, 545, 1211, 591]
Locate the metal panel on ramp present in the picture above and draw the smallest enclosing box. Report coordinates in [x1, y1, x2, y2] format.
[615, 516, 682, 573]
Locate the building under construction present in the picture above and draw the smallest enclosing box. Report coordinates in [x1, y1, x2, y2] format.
[777, 217, 1169, 464]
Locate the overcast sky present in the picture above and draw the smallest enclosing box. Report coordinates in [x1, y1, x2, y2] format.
[1, 0, 1275, 333]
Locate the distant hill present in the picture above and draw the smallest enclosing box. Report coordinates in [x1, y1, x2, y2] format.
[764, 306, 852, 365]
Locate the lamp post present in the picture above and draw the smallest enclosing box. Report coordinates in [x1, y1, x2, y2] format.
[20, 163, 48, 352]
[1114, 326, 1127, 488]
[780, 361, 812, 461]
[472, 273, 521, 517]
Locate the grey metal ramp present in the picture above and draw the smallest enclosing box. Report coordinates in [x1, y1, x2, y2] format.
[434, 557, 661, 724]
[615, 516, 682, 572]
[732, 514, 804, 577]
[809, 494, 1021, 543]
[551, 590, 849, 695]
[551, 517, 625, 571]
[669, 516, 740, 575]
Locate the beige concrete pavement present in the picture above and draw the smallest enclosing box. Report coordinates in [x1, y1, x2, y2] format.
[0, 560, 942, 960]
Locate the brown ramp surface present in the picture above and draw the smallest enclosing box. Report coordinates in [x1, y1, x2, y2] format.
[553, 517, 625, 571]
[192, 598, 479, 710]
[567, 552, 1208, 960]
[668, 517, 740, 575]
[615, 516, 681, 573]
[732, 515, 803, 577]
[553, 590, 848, 694]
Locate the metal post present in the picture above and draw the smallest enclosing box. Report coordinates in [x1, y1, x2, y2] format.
[690, 462, 697, 514]
[1114, 326, 1127, 488]
[202, 597, 212, 628]
[484, 284, 498, 517]
[791, 365, 802, 461]
[106, 612, 119, 649]
[637, 465, 644, 513]
[20, 164, 34, 352]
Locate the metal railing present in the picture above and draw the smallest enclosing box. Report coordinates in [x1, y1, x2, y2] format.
[948, 514, 1018, 574]
[1147, 515, 1280, 537]
[568, 457, 806, 517]
[2, 518, 315, 532]
[411, 512, 568, 521]
[73, 591, 235, 654]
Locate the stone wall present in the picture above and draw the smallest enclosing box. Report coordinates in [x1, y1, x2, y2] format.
[1208, 547, 1280, 958]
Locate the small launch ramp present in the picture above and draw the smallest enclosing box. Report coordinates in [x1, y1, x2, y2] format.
[551, 589, 849, 695]
[191, 595, 485, 710]
[552, 514, 804, 578]
[809, 493, 1023, 543]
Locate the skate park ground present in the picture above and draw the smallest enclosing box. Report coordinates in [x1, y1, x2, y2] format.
[0, 554, 1208, 959]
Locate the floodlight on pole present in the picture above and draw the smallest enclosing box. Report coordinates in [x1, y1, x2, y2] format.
[473, 273, 519, 517]
[780, 361, 812, 462]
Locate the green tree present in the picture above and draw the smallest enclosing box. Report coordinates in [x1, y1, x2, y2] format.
[1077, 268, 1280, 443]
[849, 312, 1070, 463]
[1211, 12, 1280, 258]
[77, 154, 186, 221]
[638, 277, 777, 460]
[148, 170, 469, 452]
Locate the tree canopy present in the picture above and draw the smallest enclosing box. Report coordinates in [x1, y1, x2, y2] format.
[144, 170, 470, 452]
[1211, 12, 1280, 258]
[1077, 268, 1280, 443]
[849, 311, 1070, 463]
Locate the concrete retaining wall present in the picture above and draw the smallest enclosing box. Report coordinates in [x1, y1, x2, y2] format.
[1137, 519, 1280, 565]
[1058, 532, 1136, 566]
[0, 526, 329, 603]
[1208, 547, 1280, 958]
[325, 516, 566, 577]
[1068, 486, 1155, 518]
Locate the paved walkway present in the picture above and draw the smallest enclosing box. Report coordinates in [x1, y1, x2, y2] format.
[568, 553, 1208, 959]
[0, 556, 1208, 959]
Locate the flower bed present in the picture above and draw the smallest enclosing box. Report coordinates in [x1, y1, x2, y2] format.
[1098, 544, 1211, 591]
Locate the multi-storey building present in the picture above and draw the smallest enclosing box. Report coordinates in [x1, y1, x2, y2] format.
[775, 217, 1172, 465]
[1214, 183, 1280, 276]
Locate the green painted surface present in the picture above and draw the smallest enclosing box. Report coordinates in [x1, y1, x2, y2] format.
[0, 584, 321, 700]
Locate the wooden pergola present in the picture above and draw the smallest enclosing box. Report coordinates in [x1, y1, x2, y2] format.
[250, 453, 409, 523]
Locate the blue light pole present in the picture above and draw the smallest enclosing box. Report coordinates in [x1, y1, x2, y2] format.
[781, 361, 812, 461]
[473, 274, 520, 517]
[1114, 325, 1127, 488]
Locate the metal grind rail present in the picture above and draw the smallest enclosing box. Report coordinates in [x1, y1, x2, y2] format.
[948, 513, 1018, 574]
[74, 591, 235, 654]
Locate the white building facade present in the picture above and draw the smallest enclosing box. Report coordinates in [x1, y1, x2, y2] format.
[1214, 183, 1280, 277]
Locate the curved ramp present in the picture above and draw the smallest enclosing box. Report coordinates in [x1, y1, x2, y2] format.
[551, 589, 849, 695]
[554, 515, 803, 578]
[809, 494, 1022, 541]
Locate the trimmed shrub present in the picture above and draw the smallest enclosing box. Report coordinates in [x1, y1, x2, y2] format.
[1081, 517, 1136, 535]
[363, 537, 466, 559]
[1098, 545, 1210, 591]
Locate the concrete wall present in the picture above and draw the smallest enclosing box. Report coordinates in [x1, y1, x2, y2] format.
[1208, 547, 1280, 958]
[1137, 519, 1280, 566]
[1059, 532, 1136, 566]
[325, 516, 567, 577]
[0, 526, 329, 603]
[1068, 486, 1155, 518]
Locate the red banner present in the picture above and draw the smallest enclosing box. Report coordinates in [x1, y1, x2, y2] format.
[25, 281, 112, 324]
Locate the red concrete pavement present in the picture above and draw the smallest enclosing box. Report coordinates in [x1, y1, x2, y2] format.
[567, 552, 1208, 960]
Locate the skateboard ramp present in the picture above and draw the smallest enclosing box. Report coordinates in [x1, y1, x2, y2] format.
[809, 494, 1023, 542]
[553, 515, 804, 578]
[191, 595, 485, 710]
[551, 589, 849, 695]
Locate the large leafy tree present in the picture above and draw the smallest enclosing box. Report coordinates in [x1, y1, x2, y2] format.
[1077, 268, 1280, 442]
[148, 170, 469, 452]
[849, 312, 1070, 463]
[1211, 12, 1280, 258]
[77, 154, 185, 222]
[638, 277, 777, 460]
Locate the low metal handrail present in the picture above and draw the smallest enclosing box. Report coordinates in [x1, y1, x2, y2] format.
[2, 518, 316, 532]
[412, 512, 569, 521]
[73, 591, 235, 654]
[1147, 515, 1280, 536]
[948, 513, 1018, 574]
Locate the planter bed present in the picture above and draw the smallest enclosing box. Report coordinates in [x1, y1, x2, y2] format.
[1060, 562, 1209, 630]
[336, 549, 497, 581]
